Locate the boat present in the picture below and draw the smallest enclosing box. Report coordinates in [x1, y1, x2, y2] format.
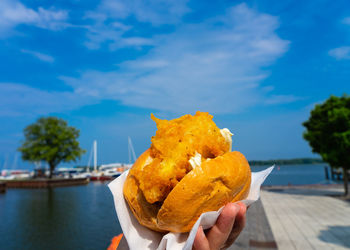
[0, 153, 32, 180]
[90, 165, 130, 181]
[54, 167, 92, 179]
[90, 140, 102, 180]
[0, 169, 32, 180]
[88, 138, 135, 181]
[72, 172, 92, 179]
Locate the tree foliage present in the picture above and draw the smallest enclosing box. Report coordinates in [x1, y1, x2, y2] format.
[18, 117, 86, 178]
[303, 95, 350, 194]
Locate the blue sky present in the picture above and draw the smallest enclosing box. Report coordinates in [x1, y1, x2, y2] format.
[1, 0, 350, 169]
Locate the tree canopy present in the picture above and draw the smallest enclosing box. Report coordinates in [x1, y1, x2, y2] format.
[303, 95, 350, 194]
[18, 117, 86, 178]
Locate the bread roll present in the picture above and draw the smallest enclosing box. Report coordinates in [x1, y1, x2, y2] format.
[123, 112, 251, 233]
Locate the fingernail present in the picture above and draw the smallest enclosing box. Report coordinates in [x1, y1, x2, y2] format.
[238, 202, 247, 212]
[198, 226, 205, 239]
[229, 203, 240, 213]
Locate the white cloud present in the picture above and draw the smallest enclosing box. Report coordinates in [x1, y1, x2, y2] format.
[20, 49, 55, 63]
[110, 37, 154, 50]
[99, 0, 190, 25]
[83, 0, 189, 49]
[121, 59, 169, 69]
[1, 4, 294, 117]
[265, 95, 301, 105]
[84, 25, 123, 50]
[62, 4, 292, 114]
[0, 83, 94, 117]
[342, 17, 350, 25]
[83, 12, 156, 50]
[328, 17, 350, 60]
[328, 46, 350, 60]
[0, 0, 68, 37]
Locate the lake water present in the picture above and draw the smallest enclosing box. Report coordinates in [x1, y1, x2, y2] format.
[0, 164, 336, 250]
[0, 182, 122, 250]
[251, 164, 334, 186]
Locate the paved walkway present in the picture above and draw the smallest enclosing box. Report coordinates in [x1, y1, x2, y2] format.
[260, 187, 350, 250]
[116, 186, 350, 250]
[232, 199, 276, 250]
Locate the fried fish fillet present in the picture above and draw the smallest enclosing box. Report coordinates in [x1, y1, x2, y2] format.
[133, 111, 231, 204]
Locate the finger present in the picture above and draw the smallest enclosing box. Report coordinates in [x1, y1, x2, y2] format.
[193, 226, 210, 250]
[206, 203, 240, 250]
[224, 202, 247, 248]
[234, 202, 247, 233]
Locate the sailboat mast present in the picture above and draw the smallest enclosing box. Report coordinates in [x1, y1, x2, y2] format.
[12, 153, 18, 169]
[87, 142, 94, 172]
[128, 137, 136, 164]
[93, 140, 97, 172]
[3, 154, 8, 169]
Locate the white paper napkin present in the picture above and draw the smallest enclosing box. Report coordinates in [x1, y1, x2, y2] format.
[109, 166, 274, 250]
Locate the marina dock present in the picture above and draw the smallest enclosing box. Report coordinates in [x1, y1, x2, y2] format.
[232, 199, 277, 250]
[259, 186, 349, 250]
[0, 182, 6, 193]
[4, 178, 89, 188]
[231, 185, 350, 250]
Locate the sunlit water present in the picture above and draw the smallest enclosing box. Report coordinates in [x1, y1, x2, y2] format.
[0, 164, 335, 250]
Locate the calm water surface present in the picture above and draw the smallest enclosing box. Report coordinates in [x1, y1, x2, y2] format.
[251, 164, 333, 186]
[0, 182, 122, 250]
[0, 164, 334, 250]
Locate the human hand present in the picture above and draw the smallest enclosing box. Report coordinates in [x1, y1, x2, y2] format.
[193, 202, 247, 250]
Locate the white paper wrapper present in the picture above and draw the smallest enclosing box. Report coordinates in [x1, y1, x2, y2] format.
[108, 166, 274, 250]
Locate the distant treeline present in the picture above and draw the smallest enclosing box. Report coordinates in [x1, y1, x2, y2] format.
[75, 158, 325, 168]
[248, 158, 324, 166]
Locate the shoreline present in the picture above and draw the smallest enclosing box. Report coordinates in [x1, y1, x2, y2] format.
[263, 183, 344, 189]
[262, 183, 350, 202]
[3, 178, 89, 188]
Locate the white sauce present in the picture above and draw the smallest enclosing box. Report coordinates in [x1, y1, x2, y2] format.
[189, 152, 202, 169]
[220, 128, 233, 152]
[188, 128, 233, 169]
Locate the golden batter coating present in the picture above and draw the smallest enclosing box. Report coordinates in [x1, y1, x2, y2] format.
[136, 111, 230, 204]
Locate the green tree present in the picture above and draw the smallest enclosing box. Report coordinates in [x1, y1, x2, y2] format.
[303, 95, 350, 195]
[18, 117, 86, 178]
